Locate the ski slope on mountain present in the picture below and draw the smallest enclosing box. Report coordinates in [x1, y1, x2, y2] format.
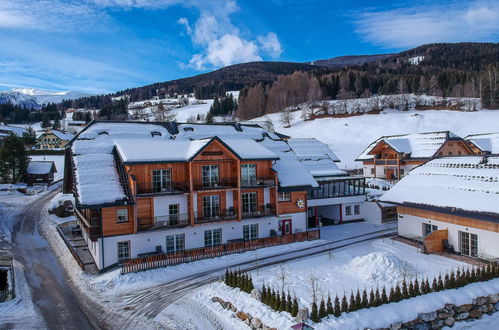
[253, 109, 499, 169]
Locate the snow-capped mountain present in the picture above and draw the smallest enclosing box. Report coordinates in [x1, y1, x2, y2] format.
[0, 88, 91, 109]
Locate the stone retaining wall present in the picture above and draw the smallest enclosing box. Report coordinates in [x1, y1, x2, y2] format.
[212, 296, 277, 330]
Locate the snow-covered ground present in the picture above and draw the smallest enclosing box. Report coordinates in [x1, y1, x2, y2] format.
[254, 109, 499, 168]
[192, 239, 497, 329]
[0, 190, 42, 243]
[28, 155, 65, 181]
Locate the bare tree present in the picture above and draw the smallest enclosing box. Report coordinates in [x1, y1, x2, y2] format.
[275, 264, 291, 292]
[279, 107, 292, 128]
[307, 272, 322, 303]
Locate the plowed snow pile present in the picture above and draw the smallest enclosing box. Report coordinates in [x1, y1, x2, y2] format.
[344, 252, 420, 282]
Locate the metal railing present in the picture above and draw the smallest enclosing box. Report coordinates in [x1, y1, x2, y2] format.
[193, 178, 238, 190]
[194, 209, 238, 223]
[136, 181, 190, 195]
[241, 205, 276, 218]
[374, 159, 398, 165]
[138, 214, 190, 230]
[240, 175, 275, 188]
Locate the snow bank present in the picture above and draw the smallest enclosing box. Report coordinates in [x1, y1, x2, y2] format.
[344, 252, 420, 282]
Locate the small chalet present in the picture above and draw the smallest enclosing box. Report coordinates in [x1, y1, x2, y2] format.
[24, 161, 57, 186]
[381, 155, 499, 261]
[356, 131, 474, 180]
[464, 132, 499, 154]
[36, 130, 74, 149]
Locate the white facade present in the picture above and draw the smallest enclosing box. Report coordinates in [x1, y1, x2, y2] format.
[362, 164, 418, 179]
[82, 211, 307, 270]
[308, 195, 365, 223]
[398, 212, 499, 259]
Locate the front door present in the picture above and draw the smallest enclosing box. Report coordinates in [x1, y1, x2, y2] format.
[279, 219, 292, 236]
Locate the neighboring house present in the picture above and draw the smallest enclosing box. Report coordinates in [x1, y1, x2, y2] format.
[0, 123, 26, 140]
[24, 161, 57, 186]
[64, 121, 366, 271]
[36, 130, 74, 149]
[464, 132, 499, 154]
[356, 131, 474, 180]
[380, 155, 499, 261]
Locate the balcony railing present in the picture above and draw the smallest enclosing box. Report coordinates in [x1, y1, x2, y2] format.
[75, 208, 101, 239]
[136, 181, 190, 195]
[138, 214, 190, 231]
[374, 159, 398, 165]
[193, 178, 238, 190]
[240, 175, 275, 188]
[308, 177, 365, 200]
[241, 205, 276, 218]
[194, 209, 238, 224]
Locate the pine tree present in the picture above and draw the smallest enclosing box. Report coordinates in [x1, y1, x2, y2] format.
[355, 289, 361, 308]
[41, 114, 51, 129]
[280, 291, 286, 312]
[292, 296, 299, 317]
[52, 118, 61, 130]
[438, 275, 444, 291]
[249, 275, 254, 291]
[432, 277, 438, 292]
[401, 280, 409, 299]
[270, 289, 277, 309]
[341, 294, 348, 313]
[368, 288, 375, 307]
[326, 294, 333, 315]
[408, 280, 415, 297]
[334, 295, 341, 317]
[262, 283, 267, 304]
[389, 287, 395, 302]
[444, 273, 450, 289]
[286, 292, 293, 314]
[413, 278, 420, 296]
[311, 301, 320, 323]
[361, 288, 368, 309]
[394, 284, 402, 302]
[375, 287, 382, 306]
[0, 134, 29, 184]
[449, 271, 457, 289]
[224, 269, 229, 286]
[381, 287, 388, 304]
[349, 291, 356, 312]
[319, 297, 327, 319]
[275, 290, 281, 311]
[205, 110, 214, 124]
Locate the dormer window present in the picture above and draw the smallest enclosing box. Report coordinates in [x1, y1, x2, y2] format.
[151, 131, 162, 137]
[183, 127, 194, 132]
[98, 131, 109, 135]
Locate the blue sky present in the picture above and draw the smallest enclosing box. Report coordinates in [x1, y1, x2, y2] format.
[0, 0, 498, 94]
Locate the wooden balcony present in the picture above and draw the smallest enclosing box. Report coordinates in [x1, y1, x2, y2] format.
[374, 159, 398, 165]
[74, 208, 101, 239]
[241, 205, 276, 218]
[138, 214, 190, 231]
[136, 181, 190, 195]
[193, 209, 238, 224]
[240, 175, 276, 188]
[193, 178, 238, 191]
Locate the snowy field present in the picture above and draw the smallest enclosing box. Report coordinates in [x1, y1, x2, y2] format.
[191, 239, 496, 329]
[254, 109, 499, 168]
[29, 155, 65, 181]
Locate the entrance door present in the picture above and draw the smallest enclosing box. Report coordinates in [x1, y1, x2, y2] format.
[279, 219, 292, 236]
[459, 231, 478, 257]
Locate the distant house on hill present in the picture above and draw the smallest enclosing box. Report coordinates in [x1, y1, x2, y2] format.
[381, 155, 499, 261]
[36, 130, 74, 149]
[23, 161, 57, 186]
[356, 131, 474, 180]
[0, 123, 27, 140]
[464, 132, 499, 154]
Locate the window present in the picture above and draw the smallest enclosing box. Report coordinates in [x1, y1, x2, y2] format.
[243, 224, 258, 240]
[241, 164, 257, 185]
[166, 233, 185, 253]
[117, 209, 128, 223]
[152, 169, 171, 192]
[345, 206, 352, 216]
[242, 192, 257, 214]
[169, 204, 179, 224]
[202, 165, 219, 188]
[370, 168, 375, 175]
[204, 228, 222, 247]
[117, 241, 130, 263]
[448, 152, 453, 156]
[459, 231, 478, 257]
[423, 223, 438, 237]
[458, 151, 462, 155]
[400, 169, 405, 176]
[203, 195, 220, 218]
[354, 205, 360, 215]
[278, 191, 291, 202]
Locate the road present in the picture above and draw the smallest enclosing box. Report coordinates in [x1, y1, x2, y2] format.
[9, 189, 98, 329]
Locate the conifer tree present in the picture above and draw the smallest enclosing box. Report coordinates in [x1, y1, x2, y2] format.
[224, 269, 230, 286]
[341, 294, 348, 313]
[374, 287, 382, 306]
[465, 267, 471, 284]
[292, 296, 299, 317]
[444, 273, 450, 289]
[438, 275, 444, 291]
[262, 284, 268, 304]
[327, 294, 334, 315]
[355, 289, 361, 308]
[361, 288, 368, 309]
[381, 287, 388, 304]
[368, 288, 375, 307]
[349, 291, 356, 312]
[389, 287, 395, 302]
[275, 290, 281, 311]
[413, 278, 420, 296]
[432, 277, 438, 292]
[401, 280, 409, 299]
[449, 270, 456, 289]
[270, 289, 277, 310]
[311, 301, 320, 323]
[319, 297, 327, 319]
[334, 295, 341, 317]
[280, 291, 286, 312]
[394, 284, 402, 302]
[286, 292, 293, 314]
[408, 280, 415, 297]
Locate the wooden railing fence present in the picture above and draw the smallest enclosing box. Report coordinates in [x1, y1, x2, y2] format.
[121, 229, 320, 274]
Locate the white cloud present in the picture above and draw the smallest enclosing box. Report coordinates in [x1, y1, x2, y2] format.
[355, 1, 499, 48]
[258, 32, 283, 58]
[91, 0, 182, 9]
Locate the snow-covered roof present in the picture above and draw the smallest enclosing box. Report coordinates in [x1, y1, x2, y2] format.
[221, 138, 278, 160]
[380, 156, 499, 217]
[27, 161, 56, 175]
[0, 124, 26, 137]
[356, 131, 459, 161]
[116, 139, 210, 163]
[51, 130, 74, 140]
[465, 132, 499, 154]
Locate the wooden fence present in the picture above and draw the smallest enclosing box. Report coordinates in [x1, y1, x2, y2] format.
[424, 229, 448, 253]
[0, 257, 15, 303]
[121, 229, 320, 274]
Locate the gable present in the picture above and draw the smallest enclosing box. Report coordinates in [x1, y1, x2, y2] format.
[191, 139, 239, 161]
[368, 140, 400, 157]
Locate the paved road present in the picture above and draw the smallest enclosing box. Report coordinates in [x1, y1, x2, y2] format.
[11, 190, 97, 330]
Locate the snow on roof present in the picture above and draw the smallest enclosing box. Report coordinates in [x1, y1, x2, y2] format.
[465, 133, 499, 154]
[380, 156, 499, 216]
[0, 124, 26, 137]
[356, 131, 455, 161]
[116, 139, 210, 163]
[221, 138, 278, 160]
[73, 153, 126, 206]
[27, 161, 56, 175]
[176, 123, 280, 140]
[51, 130, 74, 140]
